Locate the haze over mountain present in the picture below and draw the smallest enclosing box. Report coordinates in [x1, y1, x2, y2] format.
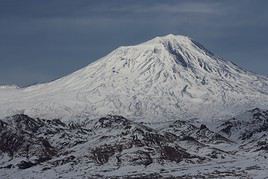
[0, 34, 267, 121]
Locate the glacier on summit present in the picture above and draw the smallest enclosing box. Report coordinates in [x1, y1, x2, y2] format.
[0, 34, 267, 121]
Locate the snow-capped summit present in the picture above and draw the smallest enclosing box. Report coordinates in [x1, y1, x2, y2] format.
[0, 34, 267, 120]
[144, 34, 192, 44]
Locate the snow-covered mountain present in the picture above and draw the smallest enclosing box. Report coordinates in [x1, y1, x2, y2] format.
[0, 34, 268, 120]
[1, 34, 268, 178]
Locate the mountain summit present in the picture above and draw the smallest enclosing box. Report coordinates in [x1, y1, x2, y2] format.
[0, 34, 268, 120]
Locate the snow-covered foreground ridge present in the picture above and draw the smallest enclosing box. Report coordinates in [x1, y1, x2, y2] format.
[0, 34, 268, 120]
[1, 109, 268, 178]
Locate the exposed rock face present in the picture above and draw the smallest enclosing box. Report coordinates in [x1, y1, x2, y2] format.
[90, 115, 201, 166]
[0, 115, 57, 165]
[218, 108, 268, 140]
[217, 108, 268, 153]
[160, 119, 232, 145]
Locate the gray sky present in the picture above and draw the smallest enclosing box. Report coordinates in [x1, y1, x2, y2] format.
[0, 0, 267, 86]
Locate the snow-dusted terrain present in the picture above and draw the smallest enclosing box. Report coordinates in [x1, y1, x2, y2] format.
[0, 110, 268, 178]
[1, 34, 268, 178]
[0, 34, 267, 121]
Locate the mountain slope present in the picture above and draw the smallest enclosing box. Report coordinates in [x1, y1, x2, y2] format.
[0, 34, 268, 120]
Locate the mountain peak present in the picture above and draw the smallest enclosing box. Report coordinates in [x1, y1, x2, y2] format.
[138, 34, 215, 61]
[144, 34, 192, 46]
[128, 34, 219, 73]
